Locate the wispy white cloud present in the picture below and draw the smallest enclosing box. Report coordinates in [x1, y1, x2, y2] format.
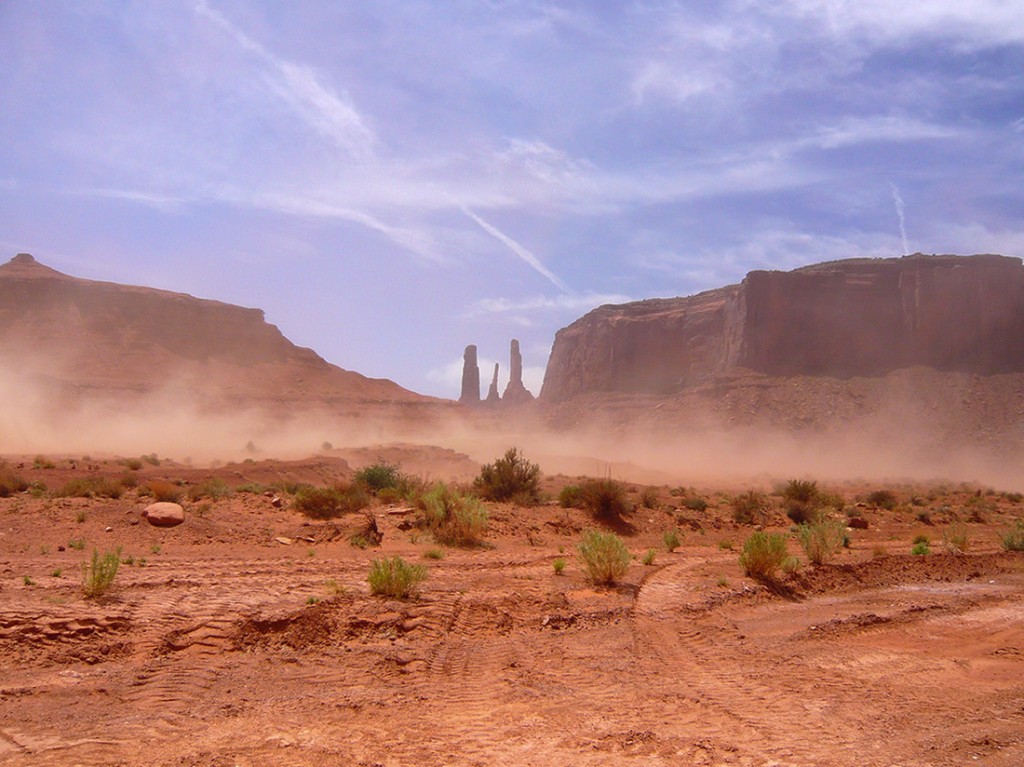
[461, 207, 571, 292]
[467, 292, 632, 316]
[69, 187, 190, 213]
[194, 1, 376, 161]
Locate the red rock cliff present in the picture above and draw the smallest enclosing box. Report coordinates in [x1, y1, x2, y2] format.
[541, 254, 1024, 402]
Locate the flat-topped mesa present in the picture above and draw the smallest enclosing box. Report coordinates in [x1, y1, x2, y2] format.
[540, 254, 1024, 402]
[502, 339, 535, 405]
[459, 345, 481, 404]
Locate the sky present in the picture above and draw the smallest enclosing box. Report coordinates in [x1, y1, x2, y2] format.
[2, 1, 1023, 399]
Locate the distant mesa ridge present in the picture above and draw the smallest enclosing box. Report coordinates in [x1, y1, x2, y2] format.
[0, 252, 430, 406]
[540, 254, 1024, 402]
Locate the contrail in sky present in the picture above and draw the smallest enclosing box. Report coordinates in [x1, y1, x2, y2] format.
[461, 207, 571, 293]
[890, 182, 910, 255]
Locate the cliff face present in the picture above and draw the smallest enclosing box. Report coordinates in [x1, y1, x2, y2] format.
[0, 253, 430, 406]
[541, 254, 1024, 402]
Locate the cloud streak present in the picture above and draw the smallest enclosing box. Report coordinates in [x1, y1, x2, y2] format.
[461, 207, 571, 293]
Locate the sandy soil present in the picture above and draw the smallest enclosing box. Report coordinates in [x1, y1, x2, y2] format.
[1, 450, 1022, 766]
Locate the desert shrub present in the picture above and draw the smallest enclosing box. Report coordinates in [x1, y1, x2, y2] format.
[419, 482, 489, 546]
[367, 557, 427, 598]
[143, 480, 182, 503]
[558, 485, 583, 508]
[782, 479, 822, 524]
[866, 489, 898, 510]
[579, 477, 631, 522]
[732, 490, 770, 525]
[272, 479, 303, 495]
[142, 453, 160, 466]
[739, 532, 790, 580]
[55, 476, 124, 499]
[82, 548, 121, 598]
[1001, 521, 1024, 551]
[642, 548, 657, 566]
[0, 462, 28, 497]
[423, 548, 445, 560]
[820, 492, 845, 511]
[68, 538, 86, 550]
[1002, 491, 1023, 504]
[796, 517, 847, 565]
[33, 455, 55, 469]
[123, 458, 144, 471]
[941, 520, 970, 554]
[354, 462, 404, 494]
[235, 481, 269, 494]
[911, 540, 930, 556]
[293, 484, 369, 519]
[553, 557, 567, 575]
[473, 447, 541, 504]
[916, 510, 933, 525]
[912, 533, 929, 545]
[662, 528, 681, 552]
[187, 478, 232, 502]
[577, 529, 630, 585]
[965, 495, 995, 523]
[638, 487, 660, 509]
[682, 495, 708, 512]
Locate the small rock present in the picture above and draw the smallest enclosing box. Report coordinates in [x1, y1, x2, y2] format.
[57, 545, 65, 552]
[270, 496, 283, 508]
[275, 537, 293, 545]
[142, 502, 185, 528]
[104, 526, 113, 532]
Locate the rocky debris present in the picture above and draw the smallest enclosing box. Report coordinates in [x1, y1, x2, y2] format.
[142, 502, 185, 528]
[459, 345, 481, 404]
[501, 339, 535, 404]
[541, 254, 1024, 401]
[485, 363, 501, 404]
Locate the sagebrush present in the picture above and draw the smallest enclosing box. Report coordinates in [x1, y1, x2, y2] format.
[82, 548, 121, 598]
[473, 447, 540, 504]
[419, 482, 489, 546]
[795, 517, 846, 565]
[578, 477, 631, 522]
[367, 556, 427, 598]
[739, 532, 791, 580]
[293, 484, 370, 519]
[577, 529, 630, 585]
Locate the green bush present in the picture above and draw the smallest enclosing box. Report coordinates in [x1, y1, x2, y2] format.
[473, 447, 541, 504]
[558, 485, 582, 508]
[55, 476, 124, 499]
[739, 532, 791, 580]
[732, 490, 771, 525]
[367, 556, 427, 598]
[682, 495, 708, 512]
[638, 487, 660, 509]
[293, 484, 370, 519]
[662, 528, 681, 552]
[577, 529, 630, 585]
[82, 548, 121, 598]
[796, 517, 846, 565]
[866, 489, 898, 510]
[0, 462, 28, 497]
[942, 520, 970, 554]
[579, 477, 631, 522]
[911, 540, 930, 556]
[354, 462, 404, 494]
[782, 479, 821, 524]
[187, 478, 232, 502]
[1001, 521, 1024, 551]
[419, 482, 489, 546]
[642, 548, 656, 566]
[553, 557, 567, 575]
[144, 480, 182, 503]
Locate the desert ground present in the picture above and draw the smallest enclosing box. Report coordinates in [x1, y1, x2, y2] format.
[0, 446, 1022, 767]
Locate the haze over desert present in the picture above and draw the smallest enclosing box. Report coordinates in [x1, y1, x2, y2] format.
[3, 3, 1024, 765]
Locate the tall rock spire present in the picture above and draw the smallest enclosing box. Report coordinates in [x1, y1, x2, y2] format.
[501, 339, 534, 404]
[459, 344, 480, 404]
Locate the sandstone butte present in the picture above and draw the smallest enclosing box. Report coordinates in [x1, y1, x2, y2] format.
[0, 253, 439, 412]
[540, 253, 1024, 402]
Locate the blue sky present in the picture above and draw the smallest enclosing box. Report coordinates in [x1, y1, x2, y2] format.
[2, 1, 1023, 398]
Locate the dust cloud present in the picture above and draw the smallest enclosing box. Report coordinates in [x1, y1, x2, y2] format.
[0, 356, 1020, 490]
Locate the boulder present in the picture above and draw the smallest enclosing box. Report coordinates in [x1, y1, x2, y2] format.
[142, 502, 185, 527]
